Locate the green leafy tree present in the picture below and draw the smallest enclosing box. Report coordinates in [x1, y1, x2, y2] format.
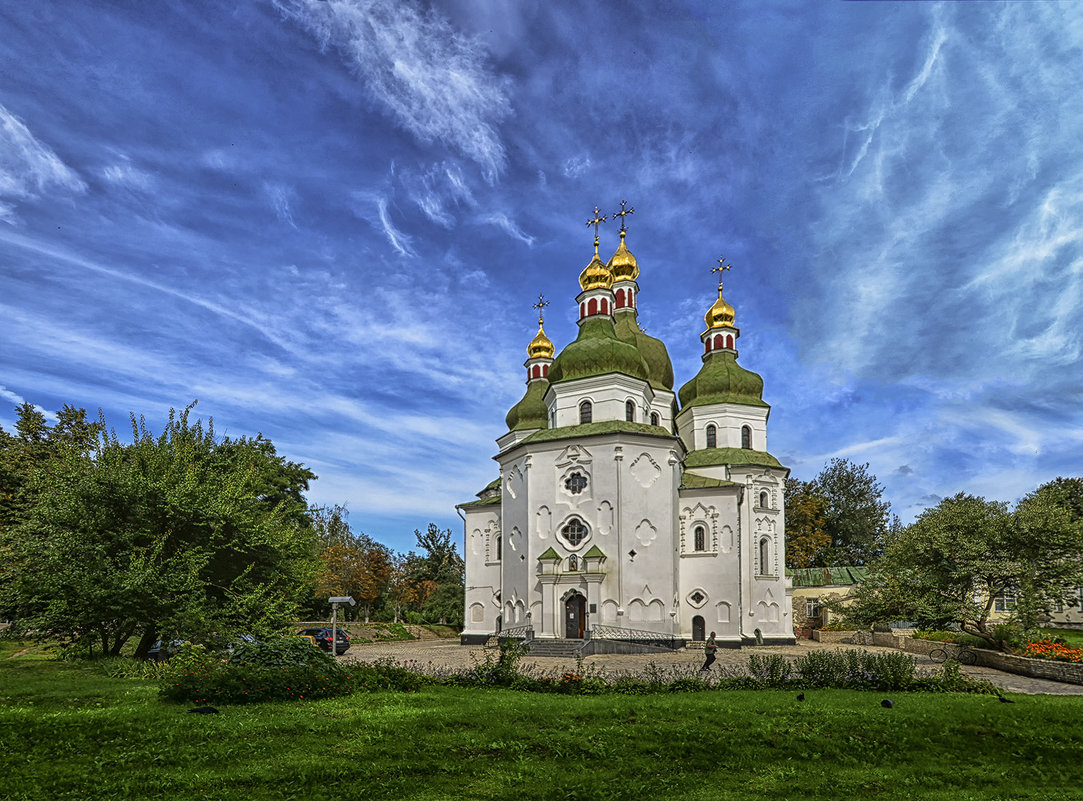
[403, 524, 464, 626]
[784, 477, 831, 570]
[811, 459, 890, 566]
[1, 403, 319, 657]
[843, 489, 1083, 649]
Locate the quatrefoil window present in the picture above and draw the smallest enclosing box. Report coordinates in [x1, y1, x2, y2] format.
[564, 472, 588, 494]
[690, 591, 705, 604]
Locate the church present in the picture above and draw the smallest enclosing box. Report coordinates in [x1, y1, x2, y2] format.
[459, 206, 793, 649]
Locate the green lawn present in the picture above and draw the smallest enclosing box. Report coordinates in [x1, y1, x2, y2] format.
[2, 641, 1082, 801]
[1048, 628, 1083, 649]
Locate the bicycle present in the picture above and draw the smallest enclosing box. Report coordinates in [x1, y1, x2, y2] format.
[928, 646, 976, 665]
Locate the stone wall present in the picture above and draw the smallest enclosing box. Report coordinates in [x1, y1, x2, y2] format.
[972, 649, 1083, 686]
[811, 630, 857, 644]
[862, 632, 1083, 686]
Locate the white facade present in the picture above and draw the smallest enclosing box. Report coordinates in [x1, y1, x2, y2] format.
[460, 229, 793, 646]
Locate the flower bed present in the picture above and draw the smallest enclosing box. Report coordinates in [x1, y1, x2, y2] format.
[1021, 642, 1083, 663]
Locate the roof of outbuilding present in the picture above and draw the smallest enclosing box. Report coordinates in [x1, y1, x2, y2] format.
[683, 447, 784, 470]
[789, 566, 870, 587]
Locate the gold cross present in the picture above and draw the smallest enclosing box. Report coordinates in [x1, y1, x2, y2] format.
[585, 206, 608, 242]
[611, 200, 635, 232]
[711, 255, 732, 290]
[532, 293, 549, 324]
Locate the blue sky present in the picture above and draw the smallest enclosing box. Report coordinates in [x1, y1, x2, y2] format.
[1, 1, 1081, 553]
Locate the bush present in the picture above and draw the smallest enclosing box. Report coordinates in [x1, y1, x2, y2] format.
[914, 630, 988, 648]
[793, 649, 917, 690]
[159, 641, 354, 704]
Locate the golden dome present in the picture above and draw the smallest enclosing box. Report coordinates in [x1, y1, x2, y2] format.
[704, 288, 735, 329]
[579, 241, 613, 291]
[607, 230, 639, 282]
[527, 322, 555, 359]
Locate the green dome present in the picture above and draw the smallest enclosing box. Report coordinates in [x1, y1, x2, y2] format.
[548, 318, 650, 384]
[678, 351, 768, 409]
[614, 311, 675, 390]
[505, 380, 549, 431]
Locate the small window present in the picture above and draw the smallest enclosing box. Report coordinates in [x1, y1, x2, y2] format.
[579, 400, 592, 425]
[690, 591, 705, 604]
[994, 591, 1017, 613]
[650, 412, 659, 426]
[806, 597, 821, 620]
[706, 424, 717, 449]
[694, 525, 706, 552]
[568, 554, 578, 571]
[564, 472, 588, 494]
[625, 400, 635, 422]
[759, 537, 770, 574]
[561, 518, 588, 547]
[495, 535, 501, 561]
[741, 426, 752, 449]
[759, 490, 769, 508]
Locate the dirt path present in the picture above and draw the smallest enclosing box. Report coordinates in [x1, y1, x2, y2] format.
[338, 638, 1083, 696]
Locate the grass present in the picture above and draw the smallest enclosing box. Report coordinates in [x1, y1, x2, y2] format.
[3, 640, 1083, 801]
[1047, 627, 1083, 649]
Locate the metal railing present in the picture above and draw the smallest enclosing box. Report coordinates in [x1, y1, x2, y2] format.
[589, 624, 682, 650]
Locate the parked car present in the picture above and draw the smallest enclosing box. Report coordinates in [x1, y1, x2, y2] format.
[298, 627, 350, 655]
[145, 639, 186, 662]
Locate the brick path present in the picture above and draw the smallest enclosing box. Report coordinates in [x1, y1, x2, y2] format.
[338, 638, 1083, 695]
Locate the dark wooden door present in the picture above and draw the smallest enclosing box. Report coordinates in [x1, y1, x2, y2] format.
[692, 615, 706, 641]
[564, 595, 586, 639]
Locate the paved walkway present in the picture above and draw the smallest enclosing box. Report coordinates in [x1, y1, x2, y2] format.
[339, 638, 1083, 696]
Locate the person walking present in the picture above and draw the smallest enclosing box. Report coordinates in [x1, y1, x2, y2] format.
[701, 632, 718, 671]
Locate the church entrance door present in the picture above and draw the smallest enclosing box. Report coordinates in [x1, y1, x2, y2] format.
[692, 615, 705, 641]
[564, 594, 586, 639]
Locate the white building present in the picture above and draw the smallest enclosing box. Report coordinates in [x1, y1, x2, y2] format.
[459, 222, 793, 649]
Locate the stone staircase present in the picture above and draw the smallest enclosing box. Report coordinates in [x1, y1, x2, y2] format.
[526, 639, 584, 658]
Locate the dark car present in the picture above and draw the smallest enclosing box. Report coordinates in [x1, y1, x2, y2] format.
[298, 627, 350, 655]
[146, 639, 186, 662]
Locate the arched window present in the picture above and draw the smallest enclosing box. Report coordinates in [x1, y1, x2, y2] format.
[694, 525, 706, 552]
[726, 334, 734, 349]
[706, 424, 717, 449]
[759, 537, 770, 574]
[579, 400, 592, 425]
[625, 400, 635, 422]
[568, 554, 578, 571]
[495, 534, 501, 561]
[615, 288, 626, 308]
[713, 334, 723, 349]
[579, 302, 586, 318]
[741, 425, 752, 449]
[600, 298, 609, 314]
[650, 412, 659, 426]
[759, 490, 769, 508]
[561, 518, 588, 547]
[588, 298, 598, 316]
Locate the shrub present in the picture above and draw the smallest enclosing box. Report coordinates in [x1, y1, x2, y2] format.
[159, 641, 354, 704]
[793, 649, 917, 690]
[748, 653, 792, 687]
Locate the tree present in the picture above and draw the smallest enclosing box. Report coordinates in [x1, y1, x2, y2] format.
[784, 477, 831, 570]
[843, 489, 1083, 649]
[401, 524, 464, 625]
[0, 403, 319, 657]
[811, 458, 890, 566]
[1012, 477, 1083, 631]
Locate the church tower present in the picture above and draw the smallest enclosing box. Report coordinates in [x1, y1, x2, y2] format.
[460, 208, 793, 648]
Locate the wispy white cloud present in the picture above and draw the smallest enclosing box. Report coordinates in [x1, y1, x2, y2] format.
[273, 0, 511, 181]
[264, 181, 299, 228]
[0, 384, 56, 423]
[481, 212, 534, 247]
[100, 155, 153, 191]
[0, 103, 86, 220]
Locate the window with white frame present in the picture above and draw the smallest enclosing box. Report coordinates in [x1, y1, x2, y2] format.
[806, 597, 821, 620]
[994, 590, 1017, 613]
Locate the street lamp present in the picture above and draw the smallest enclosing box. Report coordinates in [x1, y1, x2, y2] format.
[328, 596, 355, 660]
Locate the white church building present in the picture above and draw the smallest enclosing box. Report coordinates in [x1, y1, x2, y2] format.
[459, 213, 793, 649]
